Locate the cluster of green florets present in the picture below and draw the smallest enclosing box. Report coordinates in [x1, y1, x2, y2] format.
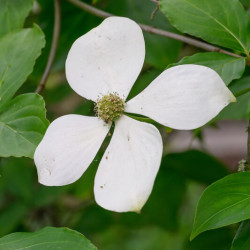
[95, 93, 125, 124]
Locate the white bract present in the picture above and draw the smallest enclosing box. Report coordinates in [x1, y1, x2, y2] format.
[34, 17, 236, 213]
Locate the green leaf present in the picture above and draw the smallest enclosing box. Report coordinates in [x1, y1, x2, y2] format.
[163, 150, 229, 185]
[232, 220, 250, 250]
[216, 77, 250, 120]
[229, 76, 250, 96]
[0, 26, 45, 110]
[160, 0, 249, 54]
[0, 0, 33, 37]
[169, 52, 246, 85]
[216, 92, 250, 119]
[191, 172, 250, 240]
[0, 93, 49, 158]
[0, 227, 97, 250]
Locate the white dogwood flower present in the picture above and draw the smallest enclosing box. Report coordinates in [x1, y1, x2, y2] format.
[34, 16, 236, 213]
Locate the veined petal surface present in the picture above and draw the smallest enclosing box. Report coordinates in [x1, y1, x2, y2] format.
[94, 115, 163, 212]
[126, 65, 236, 130]
[66, 16, 145, 102]
[34, 115, 109, 186]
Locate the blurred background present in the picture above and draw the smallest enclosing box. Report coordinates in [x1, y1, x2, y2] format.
[0, 0, 249, 249]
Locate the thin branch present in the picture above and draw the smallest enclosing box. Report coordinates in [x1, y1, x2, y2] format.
[247, 117, 250, 166]
[150, 1, 159, 20]
[36, 0, 61, 94]
[67, 0, 244, 59]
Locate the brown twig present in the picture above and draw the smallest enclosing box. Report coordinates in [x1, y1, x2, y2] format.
[67, 0, 244, 59]
[150, 1, 159, 20]
[67, 0, 111, 18]
[36, 0, 61, 94]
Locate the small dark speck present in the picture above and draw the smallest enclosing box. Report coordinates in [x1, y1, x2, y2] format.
[127, 135, 130, 141]
[100, 186, 103, 188]
[105, 156, 108, 160]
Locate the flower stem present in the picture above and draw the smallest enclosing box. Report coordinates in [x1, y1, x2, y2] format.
[36, 0, 61, 94]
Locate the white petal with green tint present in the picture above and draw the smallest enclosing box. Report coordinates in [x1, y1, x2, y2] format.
[34, 115, 109, 186]
[94, 115, 162, 212]
[66, 16, 145, 102]
[126, 65, 236, 130]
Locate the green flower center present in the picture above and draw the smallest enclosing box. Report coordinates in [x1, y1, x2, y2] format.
[95, 93, 125, 124]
